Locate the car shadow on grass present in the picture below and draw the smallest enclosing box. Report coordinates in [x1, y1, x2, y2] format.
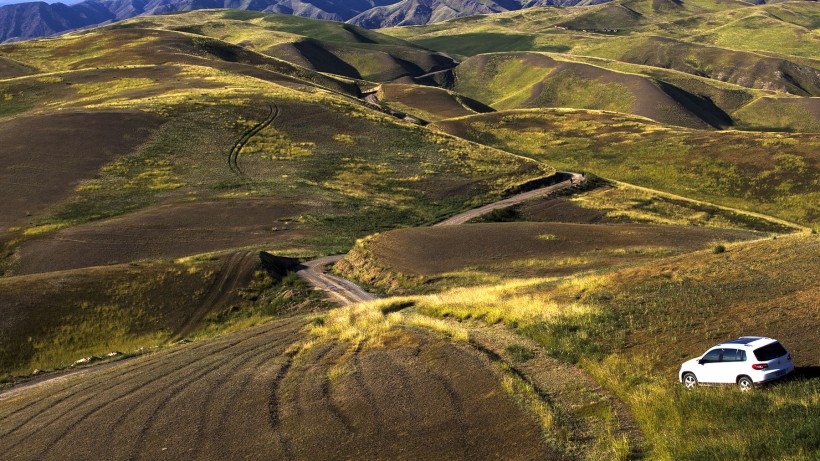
[792, 366, 820, 380]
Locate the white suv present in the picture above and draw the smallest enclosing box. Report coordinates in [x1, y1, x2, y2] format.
[679, 337, 794, 391]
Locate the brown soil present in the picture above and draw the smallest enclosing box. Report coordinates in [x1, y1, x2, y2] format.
[606, 234, 820, 372]
[13, 198, 310, 275]
[364, 222, 758, 277]
[0, 319, 557, 460]
[0, 110, 165, 241]
[517, 197, 610, 223]
[378, 83, 492, 121]
[278, 328, 557, 460]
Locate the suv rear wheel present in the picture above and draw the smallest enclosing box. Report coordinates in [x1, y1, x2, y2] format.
[737, 376, 754, 392]
[683, 373, 697, 390]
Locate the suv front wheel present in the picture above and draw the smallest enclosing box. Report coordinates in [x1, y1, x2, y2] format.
[737, 376, 754, 392]
[683, 373, 698, 390]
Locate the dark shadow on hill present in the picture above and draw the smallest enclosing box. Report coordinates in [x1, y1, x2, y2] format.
[341, 24, 377, 44]
[292, 39, 363, 79]
[658, 81, 733, 129]
[259, 251, 300, 282]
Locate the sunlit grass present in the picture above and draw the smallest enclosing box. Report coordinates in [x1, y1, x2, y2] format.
[309, 298, 468, 346]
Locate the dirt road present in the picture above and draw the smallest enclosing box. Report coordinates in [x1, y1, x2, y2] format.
[296, 172, 584, 305]
[435, 172, 584, 226]
[295, 255, 376, 305]
[0, 171, 587, 460]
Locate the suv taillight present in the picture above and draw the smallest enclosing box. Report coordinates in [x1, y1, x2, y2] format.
[752, 363, 768, 370]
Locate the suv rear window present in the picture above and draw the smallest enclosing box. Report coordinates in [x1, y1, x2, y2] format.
[753, 342, 788, 361]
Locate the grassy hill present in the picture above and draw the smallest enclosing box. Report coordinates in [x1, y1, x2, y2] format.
[105, 10, 457, 83]
[435, 109, 820, 227]
[0, 12, 553, 377]
[339, 230, 820, 459]
[452, 52, 736, 129]
[382, 0, 820, 118]
[336, 221, 761, 294]
[0, 8, 818, 459]
[0, 23, 551, 276]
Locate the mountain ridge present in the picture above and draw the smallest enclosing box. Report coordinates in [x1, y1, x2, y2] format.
[0, 0, 605, 42]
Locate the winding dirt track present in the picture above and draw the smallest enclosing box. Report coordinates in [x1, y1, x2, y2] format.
[295, 172, 584, 305]
[228, 103, 279, 175]
[295, 256, 376, 305]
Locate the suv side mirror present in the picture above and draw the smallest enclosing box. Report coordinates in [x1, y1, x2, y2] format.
[698, 359, 705, 365]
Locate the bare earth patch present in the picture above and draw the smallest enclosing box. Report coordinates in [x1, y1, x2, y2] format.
[0, 110, 165, 242]
[13, 199, 309, 274]
[363, 222, 758, 278]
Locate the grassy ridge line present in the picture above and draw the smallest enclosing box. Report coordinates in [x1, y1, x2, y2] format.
[606, 179, 809, 233]
[433, 109, 819, 227]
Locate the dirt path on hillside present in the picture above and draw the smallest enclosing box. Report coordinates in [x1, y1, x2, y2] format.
[295, 172, 584, 304]
[172, 251, 260, 341]
[435, 172, 584, 226]
[296, 256, 376, 305]
[228, 103, 279, 175]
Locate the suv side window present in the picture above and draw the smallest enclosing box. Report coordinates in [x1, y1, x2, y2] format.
[721, 348, 745, 362]
[702, 349, 721, 363]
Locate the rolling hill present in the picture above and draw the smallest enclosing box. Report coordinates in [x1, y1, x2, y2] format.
[1, 7, 818, 460]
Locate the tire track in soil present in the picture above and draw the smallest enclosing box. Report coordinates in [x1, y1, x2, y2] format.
[205, 347, 295, 461]
[4, 325, 278, 457]
[360, 335, 469, 458]
[318, 344, 357, 433]
[0, 338, 223, 438]
[270, 341, 352, 460]
[0, 323, 254, 425]
[268, 352, 298, 460]
[228, 103, 278, 176]
[420, 358, 470, 458]
[350, 342, 385, 460]
[172, 250, 258, 341]
[123, 330, 293, 461]
[25, 319, 304, 461]
[134, 317, 303, 460]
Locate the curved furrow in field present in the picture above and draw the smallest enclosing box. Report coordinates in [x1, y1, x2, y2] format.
[349, 344, 386, 459]
[123, 332, 291, 460]
[266, 350, 297, 460]
[13, 332, 267, 458]
[0, 320, 303, 460]
[195, 347, 293, 460]
[0, 338, 224, 437]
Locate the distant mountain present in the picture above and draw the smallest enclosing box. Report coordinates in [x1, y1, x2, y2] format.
[0, 0, 605, 42]
[0, 0, 82, 5]
[348, 0, 607, 28]
[0, 1, 115, 42]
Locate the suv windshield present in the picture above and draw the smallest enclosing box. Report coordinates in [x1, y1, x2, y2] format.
[753, 342, 788, 361]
